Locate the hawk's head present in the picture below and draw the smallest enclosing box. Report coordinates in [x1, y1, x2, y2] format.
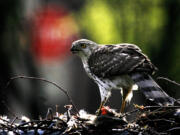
[71, 39, 98, 57]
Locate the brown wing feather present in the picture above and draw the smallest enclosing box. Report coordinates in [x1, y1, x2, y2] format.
[88, 44, 157, 78]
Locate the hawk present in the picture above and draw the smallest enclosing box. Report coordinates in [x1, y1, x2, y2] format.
[70, 39, 175, 115]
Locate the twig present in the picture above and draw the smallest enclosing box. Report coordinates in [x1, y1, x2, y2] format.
[152, 119, 176, 124]
[167, 127, 180, 132]
[157, 77, 180, 87]
[6, 76, 79, 114]
[16, 126, 64, 132]
[0, 117, 9, 123]
[0, 120, 20, 135]
[143, 105, 180, 109]
[121, 105, 180, 118]
[10, 116, 18, 126]
[120, 108, 139, 118]
[15, 120, 53, 129]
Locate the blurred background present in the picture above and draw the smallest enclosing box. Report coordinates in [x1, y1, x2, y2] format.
[0, 0, 179, 119]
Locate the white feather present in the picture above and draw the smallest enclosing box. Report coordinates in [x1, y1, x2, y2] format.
[132, 84, 138, 91]
[126, 90, 133, 103]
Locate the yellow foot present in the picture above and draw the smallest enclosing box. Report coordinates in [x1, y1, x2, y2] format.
[115, 112, 123, 117]
[133, 104, 144, 110]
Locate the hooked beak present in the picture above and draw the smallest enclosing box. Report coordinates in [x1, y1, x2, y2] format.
[70, 45, 79, 54]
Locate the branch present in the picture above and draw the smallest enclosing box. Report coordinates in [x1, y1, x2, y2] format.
[143, 105, 180, 109]
[6, 76, 79, 114]
[157, 76, 180, 87]
[121, 105, 180, 118]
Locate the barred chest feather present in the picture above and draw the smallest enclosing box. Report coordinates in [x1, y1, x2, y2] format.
[81, 56, 134, 91]
[81, 56, 115, 90]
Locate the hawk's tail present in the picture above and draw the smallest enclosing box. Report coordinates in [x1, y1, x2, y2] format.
[130, 73, 175, 106]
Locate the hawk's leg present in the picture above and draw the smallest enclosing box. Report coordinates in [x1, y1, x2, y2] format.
[120, 87, 133, 113]
[96, 86, 111, 116]
[96, 97, 108, 116]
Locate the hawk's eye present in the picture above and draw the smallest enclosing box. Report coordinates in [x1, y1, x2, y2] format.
[81, 44, 86, 48]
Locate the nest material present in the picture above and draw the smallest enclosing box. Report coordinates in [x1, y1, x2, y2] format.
[2, 75, 179, 134]
[0, 105, 180, 135]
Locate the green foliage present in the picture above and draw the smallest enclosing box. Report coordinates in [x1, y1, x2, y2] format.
[77, 0, 165, 54]
[78, 1, 119, 43]
[75, 0, 180, 85]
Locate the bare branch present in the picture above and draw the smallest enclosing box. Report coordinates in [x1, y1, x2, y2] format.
[143, 105, 180, 109]
[6, 76, 79, 114]
[157, 76, 180, 87]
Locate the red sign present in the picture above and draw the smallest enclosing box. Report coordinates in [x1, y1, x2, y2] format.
[31, 5, 79, 62]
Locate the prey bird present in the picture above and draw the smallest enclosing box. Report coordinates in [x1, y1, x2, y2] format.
[70, 39, 175, 115]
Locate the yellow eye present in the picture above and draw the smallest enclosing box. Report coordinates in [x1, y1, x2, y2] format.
[81, 44, 86, 48]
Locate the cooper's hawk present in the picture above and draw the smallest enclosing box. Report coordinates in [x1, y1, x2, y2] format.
[70, 39, 175, 115]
